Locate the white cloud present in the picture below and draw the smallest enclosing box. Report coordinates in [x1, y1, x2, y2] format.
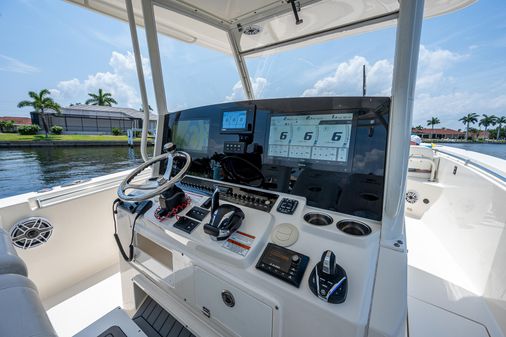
[418, 45, 463, 72]
[300, 45, 504, 129]
[109, 51, 151, 79]
[413, 91, 506, 128]
[51, 51, 150, 108]
[0, 54, 39, 74]
[226, 77, 268, 101]
[415, 45, 463, 91]
[301, 56, 393, 97]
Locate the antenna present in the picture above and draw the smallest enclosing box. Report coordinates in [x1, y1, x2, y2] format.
[362, 64, 367, 96]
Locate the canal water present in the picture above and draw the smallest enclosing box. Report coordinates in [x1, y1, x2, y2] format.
[0, 147, 144, 199]
[440, 143, 506, 160]
[0, 143, 504, 199]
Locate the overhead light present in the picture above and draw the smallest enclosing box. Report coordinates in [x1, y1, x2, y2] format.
[242, 25, 262, 35]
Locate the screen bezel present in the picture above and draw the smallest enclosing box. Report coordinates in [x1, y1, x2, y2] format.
[220, 106, 256, 134]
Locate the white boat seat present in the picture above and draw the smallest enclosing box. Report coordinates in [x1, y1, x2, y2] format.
[0, 273, 57, 337]
[0, 227, 28, 276]
[408, 145, 438, 181]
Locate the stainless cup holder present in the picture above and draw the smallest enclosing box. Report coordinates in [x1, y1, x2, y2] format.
[336, 220, 371, 236]
[304, 212, 333, 226]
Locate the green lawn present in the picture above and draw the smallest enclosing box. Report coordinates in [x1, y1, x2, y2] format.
[0, 133, 143, 142]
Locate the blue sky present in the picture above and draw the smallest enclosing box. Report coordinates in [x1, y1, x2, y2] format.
[1, 0, 505, 129]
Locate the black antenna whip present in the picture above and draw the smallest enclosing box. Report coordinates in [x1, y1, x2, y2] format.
[362, 64, 367, 96]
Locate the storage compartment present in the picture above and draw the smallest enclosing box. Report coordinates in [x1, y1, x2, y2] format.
[133, 234, 174, 285]
[304, 212, 333, 226]
[194, 267, 272, 337]
[136, 234, 173, 270]
[336, 220, 371, 236]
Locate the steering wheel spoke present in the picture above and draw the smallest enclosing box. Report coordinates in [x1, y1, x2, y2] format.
[125, 182, 158, 191]
[117, 146, 192, 202]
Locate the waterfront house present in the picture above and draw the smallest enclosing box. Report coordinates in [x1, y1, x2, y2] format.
[0, 116, 32, 132]
[411, 127, 465, 139]
[30, 105, 157, 135]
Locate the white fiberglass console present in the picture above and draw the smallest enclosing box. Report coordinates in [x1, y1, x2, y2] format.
[117, 176, 380, 337]
[116, 97, 390, 337]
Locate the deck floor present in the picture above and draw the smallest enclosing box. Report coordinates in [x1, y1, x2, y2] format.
[47, 272, 123, 337]
[406, 216, 500, 337]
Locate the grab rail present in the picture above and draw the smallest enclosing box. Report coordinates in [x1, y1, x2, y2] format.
[408, 155, 436, 181]
[33, 170, 151, 208]
[434, 147, 506, 184]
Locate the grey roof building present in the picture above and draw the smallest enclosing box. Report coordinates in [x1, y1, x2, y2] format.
[30, 105, 157, 134]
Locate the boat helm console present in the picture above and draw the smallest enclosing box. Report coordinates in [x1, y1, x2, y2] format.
[115, 96, 390, 337]
[164, 96, 389, 221]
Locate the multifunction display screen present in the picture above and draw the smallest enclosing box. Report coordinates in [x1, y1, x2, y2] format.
[172, 119, 210, 153]
[222, 110, 247, 130]
[268, 113, 353, 163]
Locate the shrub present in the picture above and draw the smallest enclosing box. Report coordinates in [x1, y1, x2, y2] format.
[111, 127, 123, 136]
[0, 120, 16, 133]
[18, 125, 41, 135]
[51, 125, 64, 135]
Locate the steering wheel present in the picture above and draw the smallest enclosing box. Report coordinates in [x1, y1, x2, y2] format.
[117, 143, 191, 202]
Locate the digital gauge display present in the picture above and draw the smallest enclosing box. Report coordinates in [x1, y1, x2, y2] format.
[172, 119, 210, 153]
[267, 113, 353, 163]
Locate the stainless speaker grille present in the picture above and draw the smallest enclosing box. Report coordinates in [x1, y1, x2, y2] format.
[405, 190, 419, 204]
[10, 217, 53, 249]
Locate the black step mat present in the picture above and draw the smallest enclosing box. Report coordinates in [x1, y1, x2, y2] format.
[133, 296, 196, 337]
[97, 326, 127, 337]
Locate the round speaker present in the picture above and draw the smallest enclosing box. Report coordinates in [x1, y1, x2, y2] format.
[10, 217, 53, 249]
[405, 190, 419, 204]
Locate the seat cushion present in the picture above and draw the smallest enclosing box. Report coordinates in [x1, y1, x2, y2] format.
[0, 273, 57, 337]
[0, 227, 28, 276]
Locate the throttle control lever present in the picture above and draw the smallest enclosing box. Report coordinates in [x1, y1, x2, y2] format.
[308, 250, 347, 304]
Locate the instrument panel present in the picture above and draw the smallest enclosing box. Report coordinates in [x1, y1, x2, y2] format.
[163, 97, 390, 221]
[267, 113, 352, 164]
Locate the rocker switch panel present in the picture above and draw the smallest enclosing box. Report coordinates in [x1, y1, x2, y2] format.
[276, 198, 298, 215]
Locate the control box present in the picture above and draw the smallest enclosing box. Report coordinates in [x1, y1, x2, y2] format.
[276, 198, 298, 215]
[224, 141, 246, 154]
[178, 176, 278, 212]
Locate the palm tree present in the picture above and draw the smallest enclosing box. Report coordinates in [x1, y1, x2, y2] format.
[458, 113, 479, 141]
[85, 88, 117, 106]
[426, 117, 440, 139]
[479, 114, 497, 139]
[495, 116, 506, 140]
[17, 89, 61, 138]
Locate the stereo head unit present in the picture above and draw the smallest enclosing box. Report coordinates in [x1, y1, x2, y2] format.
[256, 243, 309, 287]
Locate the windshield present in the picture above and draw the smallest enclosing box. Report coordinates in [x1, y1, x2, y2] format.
[244, 26, 396, 99]
[154, 5, 241, 111]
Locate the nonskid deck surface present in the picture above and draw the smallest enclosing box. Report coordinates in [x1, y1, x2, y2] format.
[45, 271, 195, 337]
[47, 273, 123, 337]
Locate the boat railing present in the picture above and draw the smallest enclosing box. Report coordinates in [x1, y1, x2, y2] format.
[434, 147, 506, 184]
